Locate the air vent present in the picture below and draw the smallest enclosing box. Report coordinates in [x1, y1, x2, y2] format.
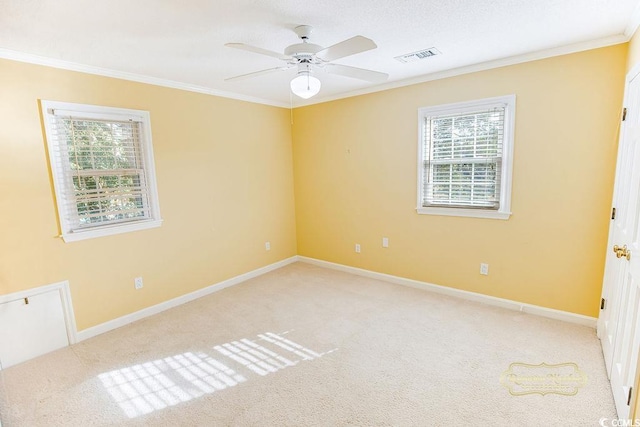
[395, 48, 441, 63]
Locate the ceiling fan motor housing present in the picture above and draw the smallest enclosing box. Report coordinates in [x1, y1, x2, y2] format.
[285, 25, 324, 63]
[284, 43, 323, 58]
[224, 24, 388, 87]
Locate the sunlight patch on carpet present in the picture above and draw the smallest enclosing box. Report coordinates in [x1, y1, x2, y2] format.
[99, 331, 337, 418]
[98, 351, 245, 418]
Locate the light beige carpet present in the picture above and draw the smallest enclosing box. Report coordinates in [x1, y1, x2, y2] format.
[0, 262, 616, 426]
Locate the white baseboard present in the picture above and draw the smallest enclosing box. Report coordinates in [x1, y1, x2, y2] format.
[297, 256, 597, 328]
[76, 253, 596, 342]
[76, 256, 298, 342]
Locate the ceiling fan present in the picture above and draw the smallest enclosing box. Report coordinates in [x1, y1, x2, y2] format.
[225, 25, 388, 99]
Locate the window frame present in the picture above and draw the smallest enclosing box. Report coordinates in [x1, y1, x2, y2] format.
[416, 95, 516, 220]
[41, 100, 162, 242]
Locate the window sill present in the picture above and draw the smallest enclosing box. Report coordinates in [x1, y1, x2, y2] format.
[61, 219, 163, 242]
[416, 207, 511, 220]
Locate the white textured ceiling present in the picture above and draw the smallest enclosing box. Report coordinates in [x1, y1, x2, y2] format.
[1, 0, 639, 107]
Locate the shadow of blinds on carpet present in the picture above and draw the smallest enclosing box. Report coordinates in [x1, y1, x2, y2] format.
[98, 330, 338, 418]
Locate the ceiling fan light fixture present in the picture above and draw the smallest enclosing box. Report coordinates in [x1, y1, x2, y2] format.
[290, 72, 321, 99]
[226, 25, 387, 99]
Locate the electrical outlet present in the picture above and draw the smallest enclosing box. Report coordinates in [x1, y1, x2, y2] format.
[134, 277, 144, 290]
[480, 263, 489, 275]
[355, 243, 361, 253]
[382, 237, 389, 248]
[265, 241, 271, 251]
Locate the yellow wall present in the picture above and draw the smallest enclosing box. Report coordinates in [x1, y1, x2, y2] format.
[0, 59, 297, 330]
[0, 42, 628, 331]
[292, 45, 626, 317]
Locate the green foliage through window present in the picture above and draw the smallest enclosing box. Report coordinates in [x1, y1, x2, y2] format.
[423, 107, 504, 209]
[59, 118, 149, 226]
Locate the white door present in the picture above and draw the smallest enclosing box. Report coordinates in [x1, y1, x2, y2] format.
[598, 64, 640, 419]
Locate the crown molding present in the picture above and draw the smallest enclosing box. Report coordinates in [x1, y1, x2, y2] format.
[299, 34, 629, 107]
[0, 32, 630, 110]
[0, 48, 290, 108]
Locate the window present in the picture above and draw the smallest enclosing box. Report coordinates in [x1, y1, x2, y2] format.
[41, 101, 162, 242]
[417, 95, 515, 220]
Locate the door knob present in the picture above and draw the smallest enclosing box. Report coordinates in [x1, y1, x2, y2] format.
[614, 244, 631, 260]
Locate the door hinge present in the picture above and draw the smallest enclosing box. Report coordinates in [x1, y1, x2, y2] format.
[628, 386, 633, 406]
[623, 108, 627, 121]
[612, 207, 616, 220]
[601, 298, 606, 310]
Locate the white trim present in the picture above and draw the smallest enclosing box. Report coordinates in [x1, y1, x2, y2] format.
[0, 48, 289, 109]
[76, 256, 298, 342]
[0, 281, 78, 346]
[415, 207, 511, 220]
[597, 64, 640, 347]
[51, 108, 144, 122]
[299, 34, 628, 107]
[5, 255, 596, 354]
[0, 35, 627, 109]
[41, 100, 163, 242]
[61, 219, 163, 242]
[416, 94, 515, 220]
[627, 62, 640, 87]
[297, 256, 597, 328]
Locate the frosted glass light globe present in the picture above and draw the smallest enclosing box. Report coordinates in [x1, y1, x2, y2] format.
[290, 74, 321, 99]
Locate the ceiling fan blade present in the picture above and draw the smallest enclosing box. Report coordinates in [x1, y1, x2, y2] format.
[324, 63, 388, 83]
[316, 36, 377, 62]
[225, 43, 291, 60]
[225, 66, 292, 82]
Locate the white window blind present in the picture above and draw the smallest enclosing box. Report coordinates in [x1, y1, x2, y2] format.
[42, 101, 162, 241]
[417, 95, 515, 219]
[423, 107, 504, 209]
